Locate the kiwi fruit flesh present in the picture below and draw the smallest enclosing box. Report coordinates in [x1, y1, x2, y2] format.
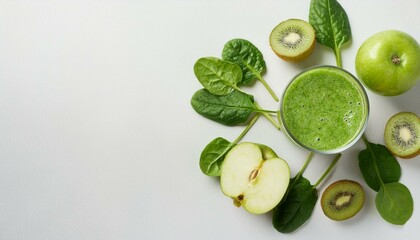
[269, 19, 316, 62]
[321, 180, 365, 221]
[384, 112, 420, 159]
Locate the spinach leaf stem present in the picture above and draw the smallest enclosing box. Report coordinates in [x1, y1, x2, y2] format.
[255, 73, 279, 102]
[296, 151, 315, 179]
[232, 114, 260, 144]
[314, 153, 341, 188]
[335, 49, 343, 68]
[254, 102, 281, 130]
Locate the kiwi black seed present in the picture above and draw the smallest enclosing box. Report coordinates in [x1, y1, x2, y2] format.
[321, 180, 365, 221]
[269, 18, 316, 62]
[384, 112, 420, 159]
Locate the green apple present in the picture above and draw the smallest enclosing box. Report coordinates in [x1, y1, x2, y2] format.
[220, 142, 290, 214]
[355, 30, 420, 96]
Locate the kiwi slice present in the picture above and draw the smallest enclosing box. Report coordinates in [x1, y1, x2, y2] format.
[269, 19, 316, 62]
[321, 180, 365, 221]
[384, 112, 420, 159]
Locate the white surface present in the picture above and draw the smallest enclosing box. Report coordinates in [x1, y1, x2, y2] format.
[0, 0, 419, 239]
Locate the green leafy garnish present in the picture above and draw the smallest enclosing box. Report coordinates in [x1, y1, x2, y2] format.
[358, 141, 401, 191]
[309, 0, 352, 67]
[193, 57, 243, 95]
[190, 89, 256, 126]
[222, 38, 279, 101]
[191, 89, 275, 126]
[358, 135, 414, 225]
[376, 182, 414, 225]
[272, 176, 317, 233]
[199, 137, 234, 176]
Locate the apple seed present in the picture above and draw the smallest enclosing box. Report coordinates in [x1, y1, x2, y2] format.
[249, 168, 260, 182]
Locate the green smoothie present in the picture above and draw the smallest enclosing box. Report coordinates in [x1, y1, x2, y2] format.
[281, 66, 369, 153]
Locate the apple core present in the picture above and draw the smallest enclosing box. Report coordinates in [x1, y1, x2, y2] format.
[280, 66, 369, 154]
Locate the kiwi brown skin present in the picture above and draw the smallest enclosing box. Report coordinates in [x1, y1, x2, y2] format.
[321, 179, 365, 221]
[384, 112, 420, 159]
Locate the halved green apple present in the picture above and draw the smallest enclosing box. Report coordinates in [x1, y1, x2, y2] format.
[220, 142, 290, 214]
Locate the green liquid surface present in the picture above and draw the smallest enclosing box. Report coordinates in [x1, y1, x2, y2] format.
[282, 66, 368, 152]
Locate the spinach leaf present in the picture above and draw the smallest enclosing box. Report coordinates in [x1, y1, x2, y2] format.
[193, 57, 243, 95]
[200, 137, 234, 176]
[272, 176, 317, 233]
[199, 114, 261, 177]
[222, 39, 279, 101]
[190, 89, 256, 125]
[376, 182, 414, 225]
[359, 135, 413, 225]
[358, 141, 401, 192]
[309, 0, 352, 67]
[222, 39, 265, 85]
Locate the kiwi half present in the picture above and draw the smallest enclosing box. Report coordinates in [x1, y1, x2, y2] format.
[269, 19, 316, 62]
[321, 180, 365, 221]
[384, 112, 420, 159]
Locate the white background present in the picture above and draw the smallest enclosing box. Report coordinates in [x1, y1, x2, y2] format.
[0, 0, 419, 239]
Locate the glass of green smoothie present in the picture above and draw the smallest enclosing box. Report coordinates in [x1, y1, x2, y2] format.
[280, 65, 369, 154]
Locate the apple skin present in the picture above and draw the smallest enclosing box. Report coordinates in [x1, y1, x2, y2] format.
[355, 30, 420, 96]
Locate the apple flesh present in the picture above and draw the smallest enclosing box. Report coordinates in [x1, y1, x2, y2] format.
[220, 142, 290, 214]
[355, 30, 420, 96]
